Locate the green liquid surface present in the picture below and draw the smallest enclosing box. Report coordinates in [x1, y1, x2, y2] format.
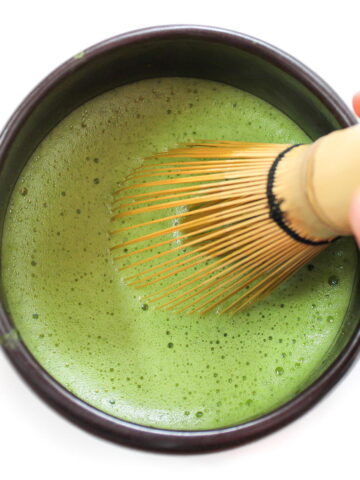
[1, 78, 357, 430]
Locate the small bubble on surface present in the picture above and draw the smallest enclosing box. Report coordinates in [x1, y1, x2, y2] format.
[328, 275, 339, 287]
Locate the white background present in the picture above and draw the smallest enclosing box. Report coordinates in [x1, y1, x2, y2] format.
[0, 1, 359, 478]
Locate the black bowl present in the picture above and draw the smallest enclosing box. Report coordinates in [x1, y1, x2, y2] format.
[0, 25, 359, 453]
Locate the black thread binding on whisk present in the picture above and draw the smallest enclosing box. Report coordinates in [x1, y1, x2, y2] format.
[267, 144, 334, 246]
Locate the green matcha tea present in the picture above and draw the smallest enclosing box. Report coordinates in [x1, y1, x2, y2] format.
[1, 78, 357, 430]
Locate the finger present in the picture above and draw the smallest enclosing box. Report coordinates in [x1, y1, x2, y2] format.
[349, 190, 360, 246]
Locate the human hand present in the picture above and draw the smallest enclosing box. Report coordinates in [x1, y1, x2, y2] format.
[349, 92, 360, 246]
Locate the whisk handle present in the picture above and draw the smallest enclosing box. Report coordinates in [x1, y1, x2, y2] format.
[307, 124, 360, 236]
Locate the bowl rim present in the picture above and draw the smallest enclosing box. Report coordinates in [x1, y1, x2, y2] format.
[0, 24, 359, 453]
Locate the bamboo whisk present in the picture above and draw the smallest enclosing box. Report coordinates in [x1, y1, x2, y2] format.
[110, 125, 360, 314]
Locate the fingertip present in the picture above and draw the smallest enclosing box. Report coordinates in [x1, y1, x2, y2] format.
[352, 92, 360, 118]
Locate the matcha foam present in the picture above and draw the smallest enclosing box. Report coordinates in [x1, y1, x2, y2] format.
[1, 78, 357, 430]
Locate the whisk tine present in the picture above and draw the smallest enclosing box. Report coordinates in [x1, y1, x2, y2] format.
[178, 237, 305, 314]
[227, 248, 321, 314]
[153, 231, 290, 309]
[111, 196, 264, 238]
[131, 215, 271, 289]
[110, 140, 327, 314]
[145, 142, 290, 159]
[124, 216, 270, 286]
[112, 177, 264, 205]
[112, 179, 265, 215]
